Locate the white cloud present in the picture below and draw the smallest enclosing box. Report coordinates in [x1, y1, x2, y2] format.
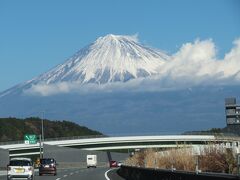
[25, 82, 71, 96]
[161, 39, 217, 77]
[24, 38, 240, 96]
[158, 38, 240, 84]
[217, 39, 240, 79]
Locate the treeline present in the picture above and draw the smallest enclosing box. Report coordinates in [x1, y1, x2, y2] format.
[183, 128, 223, 135]
[0, 117, 102, 142]
[183, 126, 240, 136]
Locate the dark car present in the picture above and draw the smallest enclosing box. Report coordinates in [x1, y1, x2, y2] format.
[109, 160, 118, 168]
[39, 158, 57, 176]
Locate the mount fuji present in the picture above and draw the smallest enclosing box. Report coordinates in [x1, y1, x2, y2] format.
[0, 34, 169, 98]
[35, 34, 169, 84]
[0, 34, 239, 135]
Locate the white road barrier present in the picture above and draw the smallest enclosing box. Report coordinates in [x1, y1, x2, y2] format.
[105, 168, 116, 180]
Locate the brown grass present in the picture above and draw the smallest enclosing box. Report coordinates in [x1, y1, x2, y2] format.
[156, 148, 196, 171]
[125, 146, 238, 174]
[199, 146, 237, 174]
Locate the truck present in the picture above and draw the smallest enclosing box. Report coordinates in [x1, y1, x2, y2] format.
[86, 155, 97, 168]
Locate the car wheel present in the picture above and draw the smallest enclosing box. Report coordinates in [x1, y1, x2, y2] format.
[39, 173, 42, 176]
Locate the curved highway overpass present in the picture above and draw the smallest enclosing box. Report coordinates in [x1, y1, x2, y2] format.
[0, 135, 239, 157]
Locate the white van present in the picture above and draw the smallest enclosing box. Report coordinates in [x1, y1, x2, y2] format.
[86, 155, 97, 168]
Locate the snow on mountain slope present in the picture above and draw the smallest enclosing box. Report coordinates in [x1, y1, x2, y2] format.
[0, 34, 169, 98]
[30, 34, 169, 85]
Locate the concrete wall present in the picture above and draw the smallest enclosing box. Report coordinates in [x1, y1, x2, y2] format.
[0, 148, 9, 168]
[43, 144, 108, 163]
[119, 166, 240, 180]
[111, 151, 129, 162]
[43, 144, 128, 167]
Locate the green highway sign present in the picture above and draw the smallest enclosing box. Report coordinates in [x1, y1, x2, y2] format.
[24, 134, 37, 144]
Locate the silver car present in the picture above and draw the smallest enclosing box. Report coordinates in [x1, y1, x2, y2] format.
[7, 157, 34, 180]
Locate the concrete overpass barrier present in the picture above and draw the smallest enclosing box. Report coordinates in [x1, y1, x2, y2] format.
[118, 165, 240, 180]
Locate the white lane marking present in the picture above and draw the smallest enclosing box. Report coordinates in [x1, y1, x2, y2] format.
[56, 178, 61, 180]
[70, 172, 74, 175]
[63, 174, 68, 177]
[105, 168, 116, 180]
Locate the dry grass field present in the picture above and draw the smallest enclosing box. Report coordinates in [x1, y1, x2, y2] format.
[125, 146, 238, 174]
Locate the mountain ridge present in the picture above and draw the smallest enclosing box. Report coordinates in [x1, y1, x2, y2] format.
[0, 117, 102, 142]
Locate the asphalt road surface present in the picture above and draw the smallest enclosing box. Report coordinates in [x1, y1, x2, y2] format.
[0, 167, 125, 180]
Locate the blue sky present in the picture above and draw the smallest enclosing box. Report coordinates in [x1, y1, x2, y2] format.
[0, 0, 239, 92]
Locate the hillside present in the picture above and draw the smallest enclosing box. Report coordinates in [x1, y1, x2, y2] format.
[0, 117, 102, 142]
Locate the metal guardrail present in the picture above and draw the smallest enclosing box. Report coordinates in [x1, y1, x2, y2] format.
[43, 134, 108, 142]
[0, 140, 24, 145]
[0, 135, 108, 145]
[0, 134, 239, 146]
[214, 135, 240, 142]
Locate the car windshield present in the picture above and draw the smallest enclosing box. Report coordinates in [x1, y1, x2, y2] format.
[9, 160, 31, 166]
[40, 159, 55, 164]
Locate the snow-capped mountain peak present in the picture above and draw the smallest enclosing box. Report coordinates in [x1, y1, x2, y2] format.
[32, 34, 169, 85]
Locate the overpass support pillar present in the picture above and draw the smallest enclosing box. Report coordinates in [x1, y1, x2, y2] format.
[0, 148, 9, 168]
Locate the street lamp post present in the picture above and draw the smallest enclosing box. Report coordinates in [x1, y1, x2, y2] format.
[39, 134, 42, 159]
[39, 111, 45, 159]
[41, 111, 44, 142]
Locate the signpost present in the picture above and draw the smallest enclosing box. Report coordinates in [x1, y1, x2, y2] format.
[24, 134, 37, 144]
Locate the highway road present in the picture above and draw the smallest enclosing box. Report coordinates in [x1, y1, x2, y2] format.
[0, 167, 125, 180]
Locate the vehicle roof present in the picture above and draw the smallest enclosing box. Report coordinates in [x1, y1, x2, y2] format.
[10, 157, 32, 161]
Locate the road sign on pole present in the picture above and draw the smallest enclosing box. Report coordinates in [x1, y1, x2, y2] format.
[24, 134, 37, 144]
